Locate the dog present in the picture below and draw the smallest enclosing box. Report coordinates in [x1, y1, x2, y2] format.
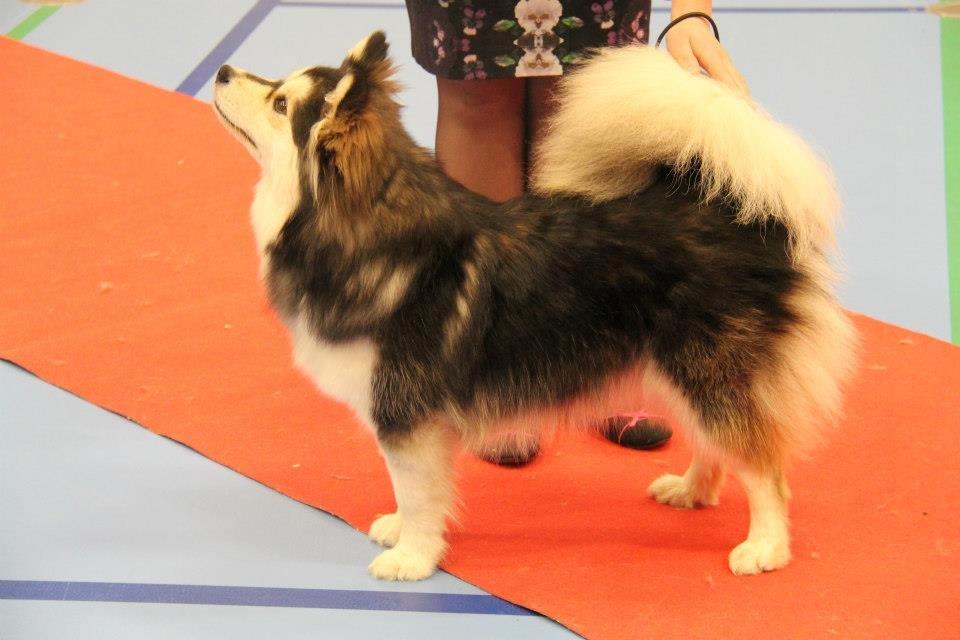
[213, 31, 856, 581]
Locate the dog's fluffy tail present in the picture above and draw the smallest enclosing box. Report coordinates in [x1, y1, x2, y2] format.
[531, 45, 838, 260]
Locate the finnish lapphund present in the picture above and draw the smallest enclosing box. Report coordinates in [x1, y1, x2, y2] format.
[213, 31, 856, 581]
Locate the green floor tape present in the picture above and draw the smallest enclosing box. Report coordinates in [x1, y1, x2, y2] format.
[943, 13, 960, 343]
[6, 6, 60, 40]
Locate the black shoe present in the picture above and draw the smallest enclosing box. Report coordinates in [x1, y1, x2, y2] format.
[599, 416, 672, 450]
[478, 443, 540, 467]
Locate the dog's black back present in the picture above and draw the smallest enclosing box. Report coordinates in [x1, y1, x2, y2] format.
[268, 165, 801, 448]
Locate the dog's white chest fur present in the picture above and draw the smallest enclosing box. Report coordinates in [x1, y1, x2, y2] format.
[250, 159, 299, 257]
[290, 317, 378, 427]
[251, 162, 379, 429]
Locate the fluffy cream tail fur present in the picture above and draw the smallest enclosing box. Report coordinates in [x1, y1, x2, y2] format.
[531, 45, 839, 261]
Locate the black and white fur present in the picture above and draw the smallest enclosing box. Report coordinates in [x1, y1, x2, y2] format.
[213, 32, 856, 581]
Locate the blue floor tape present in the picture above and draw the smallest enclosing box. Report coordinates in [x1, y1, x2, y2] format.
[0, 580, 534, 616]
[177, 0, 280, 96]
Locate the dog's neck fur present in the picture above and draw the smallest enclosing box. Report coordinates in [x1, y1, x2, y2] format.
[250, 148, 301, 262]
[253, 115, 495, 342]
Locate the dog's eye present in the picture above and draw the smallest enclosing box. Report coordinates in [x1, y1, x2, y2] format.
[273, 96, 287, 115]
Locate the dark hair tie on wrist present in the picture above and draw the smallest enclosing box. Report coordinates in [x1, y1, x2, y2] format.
[655, 11, 720, 48]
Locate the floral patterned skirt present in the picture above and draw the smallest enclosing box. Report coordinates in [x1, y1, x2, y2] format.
[405, 0, 652, 79]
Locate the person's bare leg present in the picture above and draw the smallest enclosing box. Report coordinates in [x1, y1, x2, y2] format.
[527, 77, 673, 449]
[435, 77, 525, 202]
[524, 76, 560, 182]
[435, 77, 531, 465]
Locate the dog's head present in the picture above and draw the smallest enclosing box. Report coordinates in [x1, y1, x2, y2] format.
[213, 31, 400, 205]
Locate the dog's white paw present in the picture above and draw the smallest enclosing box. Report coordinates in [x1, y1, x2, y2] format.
[728, 538, 791, 575]
[647, 473, 719, 508]
[369, 513, 403, 548]
[368, 547, 438, 581]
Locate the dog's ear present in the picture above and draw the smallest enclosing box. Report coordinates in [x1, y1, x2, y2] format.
[344, 30, 390, 73]
[306, 32, 396, 203]
[320, 31, 393, 126]
[307, 31, 394, 154]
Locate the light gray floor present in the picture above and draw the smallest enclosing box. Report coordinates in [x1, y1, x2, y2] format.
[10, 0, 259, 91]
[0, 362, 575, 639]
[709, 7, 950, 341]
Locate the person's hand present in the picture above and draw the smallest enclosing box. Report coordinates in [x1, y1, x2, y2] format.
[666, 16, 750, 97]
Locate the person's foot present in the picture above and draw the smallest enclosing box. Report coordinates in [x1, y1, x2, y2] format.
[599, 415, 672, 450]
[478, 443, 539, 467]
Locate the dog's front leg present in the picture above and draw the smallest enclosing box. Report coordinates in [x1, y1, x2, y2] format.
[368, 419, 458, 581]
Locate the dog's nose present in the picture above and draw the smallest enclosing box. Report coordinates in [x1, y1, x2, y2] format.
[216, 65, 233, 84]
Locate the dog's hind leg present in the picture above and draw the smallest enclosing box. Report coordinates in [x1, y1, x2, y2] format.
[654, 427, 792, 575]
[699, 415, 793, 575]
[727, 464, 791, 575]
[642, 364, 794, 574]
[641, 368, 727, 508]
[368, 419, 458, 581]
[647, 452, 726, 509]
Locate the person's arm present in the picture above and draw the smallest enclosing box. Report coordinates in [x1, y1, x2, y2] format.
[665, 0, 749, 96]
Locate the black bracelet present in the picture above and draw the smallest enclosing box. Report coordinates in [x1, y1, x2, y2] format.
[655, 11, 720, 48]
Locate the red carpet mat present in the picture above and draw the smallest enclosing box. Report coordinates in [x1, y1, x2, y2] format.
[2, 38, 958, 639]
